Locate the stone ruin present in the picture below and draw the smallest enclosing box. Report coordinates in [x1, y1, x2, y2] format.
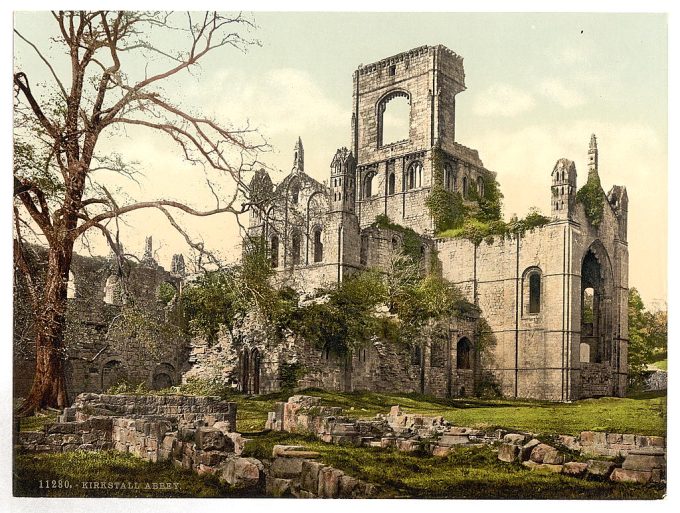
[16, 393, 376, 498]
[266, 395, 667, 485]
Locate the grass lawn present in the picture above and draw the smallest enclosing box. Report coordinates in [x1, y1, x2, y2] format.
[241, 431, 664, 499]
[230, 389, 667, 437]
[649, 359, 667, 371]
[18, 389, 666, 437]
[13, 450, 263, 498]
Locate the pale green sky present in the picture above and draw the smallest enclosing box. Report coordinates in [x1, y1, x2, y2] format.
[13, 12, 668, 305]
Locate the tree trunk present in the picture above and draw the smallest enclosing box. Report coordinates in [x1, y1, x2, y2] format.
[16, 246, 72, 416]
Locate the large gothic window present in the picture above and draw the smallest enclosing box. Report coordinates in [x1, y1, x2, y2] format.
[406, 161, 422, 190]
[378, 91, 410, 146]
[313, 227, 323, 263]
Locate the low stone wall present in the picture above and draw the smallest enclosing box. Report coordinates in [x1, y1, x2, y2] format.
[17, 416, 113, 453]
[17, 393, 378, 498]
[265, 445, 376, 498]
[498, 433, 666, 484]
[68, 393, 237, 431]
[557, 431, 665, 457]
[266, 395, 667, 485]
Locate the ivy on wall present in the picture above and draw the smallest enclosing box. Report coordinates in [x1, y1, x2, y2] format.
[426, 148, 549, 244]
[372, 213, 423, 263]
[576, 172, 606, 227]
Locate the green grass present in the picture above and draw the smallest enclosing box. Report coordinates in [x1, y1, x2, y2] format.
[19, 410, 59, 432]
[649, 359, 667, 371]
[226, 388, 667, 437]
[17, 388, 666, 437]
[241, 431, 664, 499]
[13, 450, 263, 498]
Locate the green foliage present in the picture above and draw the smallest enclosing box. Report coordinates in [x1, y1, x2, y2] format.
[372, 214, 423, 263]
[279, 362, 304, 391]
[576, 172, 606, 227]
[180, 237, 296, 344]
[289, 270, 387, 354]
[157, 282, 177, 305]
[628, 287, 668, 389]
[437, 208, 550, 244]
[426, 148, 503, 233]
[105, 380, 150, 395]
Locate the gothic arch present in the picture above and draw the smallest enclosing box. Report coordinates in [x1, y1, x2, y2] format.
[456, 337, 472, 369]
[376, 89, 411, 148]
[522, 266, 543, 316]
[580, 240, 614, 364]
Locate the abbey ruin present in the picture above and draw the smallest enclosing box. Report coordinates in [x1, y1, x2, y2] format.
[14, 44, 630, 403]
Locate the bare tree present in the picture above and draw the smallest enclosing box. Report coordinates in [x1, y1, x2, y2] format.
[13, 11, 265, 415]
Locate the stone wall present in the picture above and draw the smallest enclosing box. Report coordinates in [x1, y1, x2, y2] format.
[185, 310, 480, 398]
[14, 247, 189, 400]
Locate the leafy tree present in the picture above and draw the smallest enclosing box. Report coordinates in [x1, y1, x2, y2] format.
[628, 287, 667, 389]
[13, 11, 263, 414]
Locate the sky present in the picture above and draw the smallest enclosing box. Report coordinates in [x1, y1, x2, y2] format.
[12, 11, 668, 306]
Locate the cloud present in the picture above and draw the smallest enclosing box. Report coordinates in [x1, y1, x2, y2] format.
[537, 78, 586, 108]
[463, 120, 666, 303]
[472, 84, 536, 117]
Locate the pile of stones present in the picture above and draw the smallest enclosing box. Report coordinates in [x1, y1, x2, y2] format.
[497, 433, 666, 484]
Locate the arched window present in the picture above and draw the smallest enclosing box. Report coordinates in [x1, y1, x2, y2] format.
[388, 172, 396, 195]
[462, 176, 468, 197]
[456, 338, 472, 369]
[66, 270, 76, 299]
[477, 177, 485, 197]
[391, 237, 399, 250]
[529, 272, 541, 313]
[270, 235, 279, 268]
[291, 230, 301, 265]
[523, 267, 542, 315]
[322, 344, 331, 361]
[313, 227, 323, 263]
[406, 161, 422, 190]
[290, 182, 300, 205]
[444, 163, 455, 191]
[378, 91, 410, 146]
[363, 173, 377, 199]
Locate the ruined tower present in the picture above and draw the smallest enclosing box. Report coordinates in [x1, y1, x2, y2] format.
[350, 45, 491, 234]
[330, 147, 356, 213]
[551, 158, 577, 220]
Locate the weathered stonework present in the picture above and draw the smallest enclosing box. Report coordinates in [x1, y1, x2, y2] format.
[234, 45, 629, 402]
[14, 241, 189, 401]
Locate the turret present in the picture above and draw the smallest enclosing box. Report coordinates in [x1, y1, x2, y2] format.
[551, 158, 577, 220]
[330, 147, 356, 213]
[293, 137, 304, 173]
[588, 133, 598, 178]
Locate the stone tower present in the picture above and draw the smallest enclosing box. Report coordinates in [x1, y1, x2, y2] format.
[350, 45, 484, 234]
[330, 147, 356, 213]
[551, 158, 577, 219]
